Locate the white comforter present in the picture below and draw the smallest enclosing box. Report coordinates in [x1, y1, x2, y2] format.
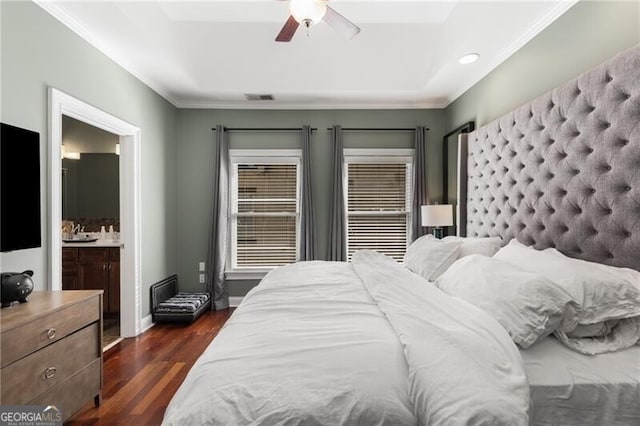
[163, 252, 529, 425]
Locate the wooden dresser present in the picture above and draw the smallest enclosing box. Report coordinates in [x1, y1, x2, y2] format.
[0, 291, 103, 421]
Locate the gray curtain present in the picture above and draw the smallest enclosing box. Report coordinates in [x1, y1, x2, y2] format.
[299, 125, 315, 260]
[206, 125, 230, 310]
[411, 126, 428, 241]
[327, 126, 346, 261]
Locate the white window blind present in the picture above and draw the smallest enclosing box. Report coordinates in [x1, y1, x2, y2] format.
[230, 157, 300, 270]
[345, 154, 412, 262]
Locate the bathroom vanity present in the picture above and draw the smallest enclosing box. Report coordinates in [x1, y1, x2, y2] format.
[62, 243, 120, 314]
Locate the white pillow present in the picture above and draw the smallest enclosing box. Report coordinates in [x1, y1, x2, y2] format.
[494, 239, 640, 325]
[442, 236, 502, 258]
[403, 235, 461, 281]
[435, 255, 575, 348]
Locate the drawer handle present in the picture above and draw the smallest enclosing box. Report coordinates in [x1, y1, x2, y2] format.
[46, 328, 56, 339]
[44, 366, 57, 379]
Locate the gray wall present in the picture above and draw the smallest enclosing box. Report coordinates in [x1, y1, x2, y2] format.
[176, 109, 445, 295]
[0, 1, 178, 316]
[446, 0, 640, 129]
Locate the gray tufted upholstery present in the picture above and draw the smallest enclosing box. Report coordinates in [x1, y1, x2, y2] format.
[462, 45, 640, 271]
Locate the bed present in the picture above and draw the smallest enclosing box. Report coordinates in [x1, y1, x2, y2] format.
[163, 45, 640, 425]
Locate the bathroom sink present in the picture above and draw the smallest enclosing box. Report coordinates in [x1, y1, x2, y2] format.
[63, 236, 98, 243]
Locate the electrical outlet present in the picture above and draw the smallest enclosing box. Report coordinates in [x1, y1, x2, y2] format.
[199, 262, 205, 272]
[199, 273, 205, 284]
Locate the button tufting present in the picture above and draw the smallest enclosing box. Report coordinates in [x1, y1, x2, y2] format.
[625, 186, 632, 192]
[573, 169, 580, 175]
[623, 93, 631, 100]
[586, 147, 594, 154]
[589, 188, 596, 194]
[606, 208, 613, 214]
[625, 231, 632, 238]
[605, 165, 612, 171]
[605, 74, 613, 82]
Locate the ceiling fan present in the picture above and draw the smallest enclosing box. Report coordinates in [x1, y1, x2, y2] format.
[275, 0, 361, 42]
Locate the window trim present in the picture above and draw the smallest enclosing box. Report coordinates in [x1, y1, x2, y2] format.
[343, 148, 414, 261]
[226, 149, 302, 278]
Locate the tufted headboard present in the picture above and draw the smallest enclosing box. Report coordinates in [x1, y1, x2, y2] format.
[459, 45, 640, 271]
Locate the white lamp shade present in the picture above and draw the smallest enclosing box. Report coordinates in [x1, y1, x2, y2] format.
[421, 205, 453, 227]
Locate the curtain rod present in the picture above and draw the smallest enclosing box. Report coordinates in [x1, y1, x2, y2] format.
[326, 127, 430, 132]
[211, 127, 318, 132]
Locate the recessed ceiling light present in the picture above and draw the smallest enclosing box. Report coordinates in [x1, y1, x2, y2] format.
[459, 53, 480, 65]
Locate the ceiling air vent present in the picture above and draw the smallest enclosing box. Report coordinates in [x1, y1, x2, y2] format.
[245, 94, 275, 101]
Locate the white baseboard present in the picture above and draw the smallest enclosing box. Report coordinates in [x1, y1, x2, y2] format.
[229, 296, 244, 307]
[140, 314, 155, 333]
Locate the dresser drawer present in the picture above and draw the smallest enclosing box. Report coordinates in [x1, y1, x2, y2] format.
[30, 358, 101, 422]
[1, 323, 99, 404]
[1, 295, 100, 367]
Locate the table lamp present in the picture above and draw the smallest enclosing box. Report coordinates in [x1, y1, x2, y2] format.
[421, 205, 453, 239]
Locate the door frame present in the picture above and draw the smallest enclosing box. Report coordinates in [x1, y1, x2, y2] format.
[48, 88, 142, 337]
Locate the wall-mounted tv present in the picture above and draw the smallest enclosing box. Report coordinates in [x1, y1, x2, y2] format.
[1, 123, 42, 252]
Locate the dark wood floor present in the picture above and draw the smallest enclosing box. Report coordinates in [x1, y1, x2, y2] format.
[68, 309, 234, 425]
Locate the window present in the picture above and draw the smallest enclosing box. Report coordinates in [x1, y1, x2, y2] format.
[229, 150, 301, 274]
[344, 149, 413, 262]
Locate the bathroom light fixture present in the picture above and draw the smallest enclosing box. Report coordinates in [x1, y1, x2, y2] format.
[459, 53, 480, 65]
[64, 152, 81, 160]
[61, 145, 81, 160]
[115, 143, 120, 156]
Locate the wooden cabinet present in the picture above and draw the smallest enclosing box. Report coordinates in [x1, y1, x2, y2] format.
[62, 248, 80, 290]
[63, 247, 120, 314]
[0, 291, 103, 421]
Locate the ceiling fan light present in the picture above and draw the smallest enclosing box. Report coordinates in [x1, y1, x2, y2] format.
[459, 53, 480, 65]
[289, 0, 327, 26]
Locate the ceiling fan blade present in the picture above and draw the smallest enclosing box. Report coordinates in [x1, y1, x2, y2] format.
[276, 15, 299, 42]
[323, 6, 360, 40]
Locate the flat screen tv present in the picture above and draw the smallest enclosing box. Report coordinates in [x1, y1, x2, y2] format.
[1, 123, 42, 252]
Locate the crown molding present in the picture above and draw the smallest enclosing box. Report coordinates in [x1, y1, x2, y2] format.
[34, 0, 180, 107]
[35, 0, 577, 111]
[174, 100, 449, 110]
[446, 0, 579, 107]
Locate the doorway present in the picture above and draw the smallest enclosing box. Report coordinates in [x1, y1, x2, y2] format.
[61, 116, 122, 349]
[49, 88, 142, 339]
